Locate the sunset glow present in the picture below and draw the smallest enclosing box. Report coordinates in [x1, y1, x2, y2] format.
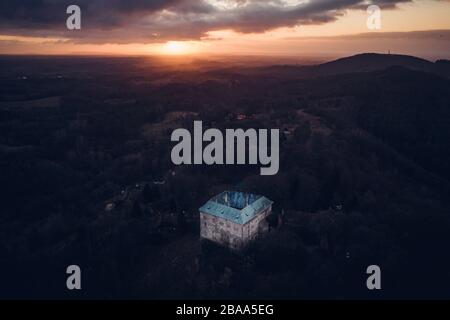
[161, 41, 195, 55]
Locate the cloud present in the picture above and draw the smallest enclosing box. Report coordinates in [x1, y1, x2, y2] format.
[0, 0, 444, 43]
[284, 29, 450, 40]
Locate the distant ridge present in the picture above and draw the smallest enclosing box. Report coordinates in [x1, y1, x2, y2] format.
[315, 53, 434, 75]
[243, 53, 450, 79]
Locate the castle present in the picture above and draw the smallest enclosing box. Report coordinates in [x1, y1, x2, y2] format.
[199, 191, 273, 250]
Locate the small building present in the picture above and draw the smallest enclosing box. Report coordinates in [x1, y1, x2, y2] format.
[104, 203, 115, 212]
[199, 191, 273, 250]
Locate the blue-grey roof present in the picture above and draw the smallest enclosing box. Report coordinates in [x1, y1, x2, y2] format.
[199, 191, 273, 225]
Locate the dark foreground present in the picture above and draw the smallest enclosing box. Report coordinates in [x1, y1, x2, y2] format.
[0, 54, 450, 299]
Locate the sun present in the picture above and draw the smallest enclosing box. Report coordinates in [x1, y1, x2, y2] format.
[162, 41, 192, 55]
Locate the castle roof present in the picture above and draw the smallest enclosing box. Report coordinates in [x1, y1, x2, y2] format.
[199, 191, 273, 225]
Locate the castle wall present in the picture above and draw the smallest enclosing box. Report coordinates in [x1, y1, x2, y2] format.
[200, 212, 243, 249]
[200, 204, 272, 250]
[242, 206, 272, 241]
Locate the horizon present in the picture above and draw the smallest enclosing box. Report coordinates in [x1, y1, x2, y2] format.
[0, 52, 446, 70]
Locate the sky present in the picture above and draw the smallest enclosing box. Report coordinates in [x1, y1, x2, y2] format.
[0, 0, 449, 59]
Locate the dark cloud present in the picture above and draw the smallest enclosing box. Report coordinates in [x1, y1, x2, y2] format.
[0, 0, 181, 28]
[0, 0, 443, 43]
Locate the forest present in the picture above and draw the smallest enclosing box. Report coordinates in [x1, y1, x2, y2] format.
[0, 54, 449, 299]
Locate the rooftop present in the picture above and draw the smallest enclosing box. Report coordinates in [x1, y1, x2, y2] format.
[199, 191, 273, 225]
